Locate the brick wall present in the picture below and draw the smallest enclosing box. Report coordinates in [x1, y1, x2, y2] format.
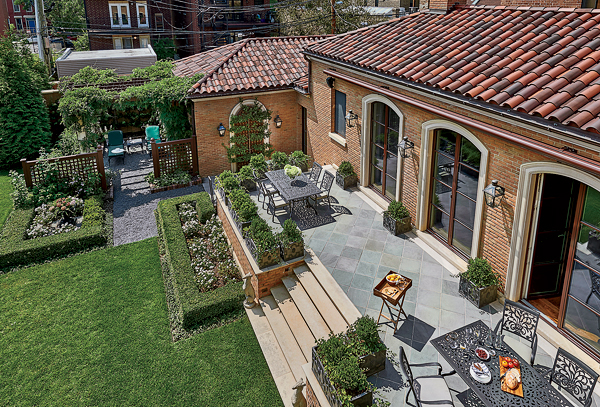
[193, 90, 302, 176]
[306, 381, 321, 407]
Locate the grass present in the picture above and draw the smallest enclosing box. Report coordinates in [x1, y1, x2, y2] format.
[0, 170, 12, 227]
[0, 238, 283, 407]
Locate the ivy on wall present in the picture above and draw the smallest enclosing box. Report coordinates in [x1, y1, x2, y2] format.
[225, 100, 273, 164]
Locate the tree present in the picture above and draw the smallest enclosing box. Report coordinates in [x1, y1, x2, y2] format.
[0, 33, 52, 169]
[16, 0, 87, 36]
[153, 38, 176, 60]
[276, 0, 371, 36]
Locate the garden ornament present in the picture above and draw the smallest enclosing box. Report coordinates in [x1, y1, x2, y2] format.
[243, 275, 256, 308]
[291, 378, 306, 407]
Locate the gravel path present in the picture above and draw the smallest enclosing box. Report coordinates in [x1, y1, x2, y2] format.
[109, 150, 204, 246]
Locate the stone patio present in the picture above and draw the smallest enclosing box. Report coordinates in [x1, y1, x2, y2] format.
[249, 168, 600, 407]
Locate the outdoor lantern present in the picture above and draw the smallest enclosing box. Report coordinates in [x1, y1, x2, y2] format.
[483, 180, 505, 208]
[345, 110, 358, 128]
[398, 136, 414, 158]
[274, 115, 282, 128]
[326, 76, 335, 88]
[217, 123, 226, 137]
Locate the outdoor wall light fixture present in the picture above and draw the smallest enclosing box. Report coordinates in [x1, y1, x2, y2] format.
[398, 136, 414, 158]
[483, 180, 505, 208]
[274, 115, 282, 128]
[326, 76, 335, 88]
[345, 110, 358, 128]
[217, 123, 226, 137]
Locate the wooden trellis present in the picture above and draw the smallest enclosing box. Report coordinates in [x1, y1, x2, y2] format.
[151, 137, 199, 179]
[21, 146, 107, 190]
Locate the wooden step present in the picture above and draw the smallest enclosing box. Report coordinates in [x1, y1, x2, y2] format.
[281, 275, 331, 341]
[293, 265, 349, 335]
[271, 284, 316, 360]
[260, 295, 307, 382]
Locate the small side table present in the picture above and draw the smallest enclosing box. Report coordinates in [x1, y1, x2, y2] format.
[373, 271, 412, 333]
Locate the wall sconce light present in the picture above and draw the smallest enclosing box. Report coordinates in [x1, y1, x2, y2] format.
[483, 180, 505, 208]
[345, 110, 358, 128]
[217, 123, 226, 137]
[274, 115, 282, 128]
[398, 136, 414, 158]
[326, 76, 335, 88]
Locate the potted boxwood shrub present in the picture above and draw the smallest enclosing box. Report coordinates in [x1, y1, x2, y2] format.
[270, 151, 289, 170]
[228, 188, 258, 232]
[278, 219, 304, 261]
[459, 257, 501, 308]
[246, 217, 280, 269]
[348, 316, 387, 377]
[217, 171, 240, 207]
[383, 200, 411, 235]
[289, 150, 311, 172]
[336, 161, 358, 190]
[237, 165, 256, 192]
[249, 154, 269, 179]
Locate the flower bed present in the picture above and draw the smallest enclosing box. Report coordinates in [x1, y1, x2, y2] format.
[27, 196, 84, 239]
[145, 169, 202, 194]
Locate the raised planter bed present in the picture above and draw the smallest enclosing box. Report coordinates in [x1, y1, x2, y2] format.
[246, 237, 280, 269]
[358, 348, 386, 377]
[149, 176, 203, 194]
[239, 178, 257, 192]
[383, 211, 411, 235]
[281, 240, 304, 261]
[459, 273, 497, 309]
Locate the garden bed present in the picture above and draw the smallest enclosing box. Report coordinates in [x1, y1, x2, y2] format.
[149, 176, 203, 194]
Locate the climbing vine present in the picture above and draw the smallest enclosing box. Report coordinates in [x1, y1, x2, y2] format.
[225, 100, 273, 164]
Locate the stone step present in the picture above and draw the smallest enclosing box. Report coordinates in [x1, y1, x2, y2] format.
[293, 264, 349, 335]
[260, 295, 307, 382]
[245, 305, 295, 407]
[281, 275, 331, 341]
[271, 284, 316, 361]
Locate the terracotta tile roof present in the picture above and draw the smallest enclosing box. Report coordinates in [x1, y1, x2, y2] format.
[174, 36, 327, 98]
[306, 6, 600, 134]
[293, 74, 309, 94]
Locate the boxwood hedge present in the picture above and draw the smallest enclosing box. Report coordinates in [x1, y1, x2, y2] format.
[155, 191, 244, 329]
[0, 196, 110, 271]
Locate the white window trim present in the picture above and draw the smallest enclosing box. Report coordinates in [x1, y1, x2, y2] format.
[360, 94, 405, 202]
[13, 2, 20, 12]
[136, 3, 148, 28]
[139, 35, 150, 48]
[14, 16, 23, 30]
[416, 119, 489, 258]
[109, 3, 131, 28]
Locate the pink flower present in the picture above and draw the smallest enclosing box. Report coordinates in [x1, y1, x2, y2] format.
[61, 206, 66, 210]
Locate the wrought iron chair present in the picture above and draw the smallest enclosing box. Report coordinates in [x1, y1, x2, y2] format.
[308, 162, 322, 185]
[254, 170, 278, 209]
[399, 346, 456, 407]
[585, 268, 600, 305]
[265, 189, 289, 222]
[311, 170, 335, 210]
[494, 299, 540, 365]
[549, 348, 599, 407]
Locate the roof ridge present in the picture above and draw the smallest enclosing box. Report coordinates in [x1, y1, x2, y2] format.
[190, 40, 249, 91]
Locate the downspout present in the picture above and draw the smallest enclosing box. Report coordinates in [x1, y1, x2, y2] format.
[323, 69, 600, 177]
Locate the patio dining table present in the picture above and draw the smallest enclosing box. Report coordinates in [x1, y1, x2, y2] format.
[431, 320, 573, 407]
[265, 169, 322, 215]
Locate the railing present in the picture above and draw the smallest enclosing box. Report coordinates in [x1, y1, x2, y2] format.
[21, 146, 107, 191]
[151, 137, 199, 179]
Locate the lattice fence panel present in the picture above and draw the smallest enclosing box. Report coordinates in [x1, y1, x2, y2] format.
[152, 138, 198, 178]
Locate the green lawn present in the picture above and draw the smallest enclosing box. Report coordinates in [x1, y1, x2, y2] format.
[0, 170, 12, 227]
[0, 238, 283, 407]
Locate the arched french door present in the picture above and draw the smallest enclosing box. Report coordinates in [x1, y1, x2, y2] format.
[369, 102, 400, 200]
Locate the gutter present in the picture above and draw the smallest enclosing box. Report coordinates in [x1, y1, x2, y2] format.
[323, 68, 600, 177]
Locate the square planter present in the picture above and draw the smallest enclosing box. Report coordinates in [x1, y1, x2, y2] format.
[459, 274, 497, 308]
[358, 348, 386, 377]
[229, 208, 252, 235]
[383, 212, 412, 235]
[312, 347, 373, 407]
[239, 178, 256, 192]
[336, 172, 358, 190]
[280, 240, 304, 261]
[246, 238, 279, 269]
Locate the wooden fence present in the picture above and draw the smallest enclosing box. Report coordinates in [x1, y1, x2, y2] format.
[151, 137, 199, 178]
[21, 145, 107, 190]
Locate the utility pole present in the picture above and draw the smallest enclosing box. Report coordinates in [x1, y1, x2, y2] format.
[34, 0, 52, 74]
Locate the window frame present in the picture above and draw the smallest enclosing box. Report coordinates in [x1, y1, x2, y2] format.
[334, 90, 346, 137]
[13, 2, 20, 12]
[109, 3, 131, 28]
[139, 35, 150, 48]
[26, 4, 32, 12]
[25, 17, 35, 34]
[14, 16, 23, 30]
[154, 13, 164, 30]
[136, 2, 148, 27]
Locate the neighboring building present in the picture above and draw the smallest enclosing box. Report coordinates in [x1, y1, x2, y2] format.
[55, 46, 157, 77]
[6, 0, 36, 34]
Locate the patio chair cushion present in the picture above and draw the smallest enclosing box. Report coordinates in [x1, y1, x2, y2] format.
[107, 130, 124, 147]
[503, 336, 532, 364]
[145, 126, 160, 139]
[108, 146, 125, 157]
[413, 376, 454, 406]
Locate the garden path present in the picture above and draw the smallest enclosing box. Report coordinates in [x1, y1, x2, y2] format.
[108, 151, 203, 246]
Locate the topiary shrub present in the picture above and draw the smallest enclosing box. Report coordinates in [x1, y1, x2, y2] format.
[386, 200, 410, 221]
[81, 195, 105, 227]
[270, 151, 289, 170]
[337, 161, 356, 177]
[249, 154, 268, 178]
[463, 257, 501, 289]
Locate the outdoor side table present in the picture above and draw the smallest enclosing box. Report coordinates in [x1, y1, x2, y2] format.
[373, 271, 412, 333]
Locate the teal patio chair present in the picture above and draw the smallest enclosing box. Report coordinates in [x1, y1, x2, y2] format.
[145, 126, 162, 155]
[107, 130, 125, 166]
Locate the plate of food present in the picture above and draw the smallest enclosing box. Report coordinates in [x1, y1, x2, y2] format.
[499, 356, 523, 397]
[386, 273, 403, 286]
[475, 347, 490, 361]
[470, 362, 491, 383]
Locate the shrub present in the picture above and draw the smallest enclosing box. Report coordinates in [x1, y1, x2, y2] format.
[246, 217, 278, 260]
[196, 195, 215, 223]
[249, 154, 268, 177]
[144, 169, 191, 188]
[386, 200, 410, 221]
[270, 151, 289, 169]
[228, 189, 258, 222]
[237, 165, 254, 182]
[216, 170, 240, 194]
[463, 257, 502, 289]
[278, 219, 303, 246]
[337, 161, 356, 177]
[82, 195, 105, 227]
[289, 151, 311, 167]
[9, 171, 33, 209]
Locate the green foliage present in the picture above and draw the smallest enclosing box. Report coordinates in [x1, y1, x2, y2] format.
[56, 128, 82, 155]
[237, 165, 254, 182]
[145, 169, 191, 188]
[152, 37, 176, 60]
[348, 316, 386, 356]
[228, 189, 258, 222]
[45, 0, 87, 36]
[270, 151, 288, 170]
[130, 60, 176, 81]
[337, 161, 356, 177]
[81, 195, 104, 227]
[463, 257, 502, 289]
[0, 171, 13, 228]
[73, 32, 89, 51]
[59, 66, 119, 90]
[277, 0, 371, 35]
[385, 200, 410, 221]
[9, 170, 33, 209]
[156, 192, 244, 328]
[217, 171, 240, 194]
[225, 100, 273, 164]
[289, 150, 311, 167]
[0, 33, 52, 168]
[249, 154, 268, 177]
[246, 217, 278, 261]
[278, 219, 303, 246]
[196, 195, 215, 223]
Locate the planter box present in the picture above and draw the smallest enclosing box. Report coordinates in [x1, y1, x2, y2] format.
[246, 237, 280, 269]
[239, 178, 256, 192]
[229, 208, 252, 235]
[281, 240, 304, 261]
[149, 177, 203, 194]
[358, 348, 386, 377]
[589, 232, 600, 254]
[336, 172, 358, 190]
[312, 347, 373, 407]
[459, 274, 497, 308]
[383, 212, 411, 235]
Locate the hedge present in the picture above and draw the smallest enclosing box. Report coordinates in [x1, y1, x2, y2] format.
[82, 196, 105, 227]
[156, 191, 244, 329]
[0, 200, 110, 270]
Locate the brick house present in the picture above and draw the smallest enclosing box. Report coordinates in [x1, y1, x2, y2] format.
[5, 0, 36, 33]
[176, 2, 600, 371]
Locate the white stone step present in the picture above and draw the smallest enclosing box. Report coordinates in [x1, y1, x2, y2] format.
[271, 284, 316, 361]
[293, 265, 349, 335]
[304, 247, 362, 325]
[245, 305, 294, 407]
[281, 275, 331, 340]
[260, 295, 307, 382]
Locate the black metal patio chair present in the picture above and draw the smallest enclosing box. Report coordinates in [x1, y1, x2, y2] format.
[266, 189, 289, 222]
[308, 162, 322, 185]
[549, 347, 599, 407]
[254, 169, 278, 209]
[494, 299, 540, 365]
[310, 170, 334, 210]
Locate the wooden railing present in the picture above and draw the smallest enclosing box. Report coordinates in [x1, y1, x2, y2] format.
[151, 137, 199, 178]
[21, 146, 107, 190]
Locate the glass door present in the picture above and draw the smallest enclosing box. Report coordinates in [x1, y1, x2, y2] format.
[369, 102, 399, 200]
